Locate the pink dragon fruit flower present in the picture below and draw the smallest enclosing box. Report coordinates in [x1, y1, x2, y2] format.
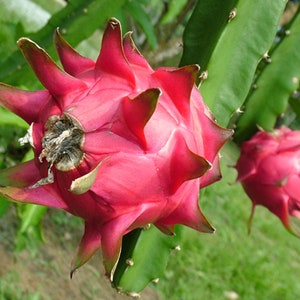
[236, 127, 300, 236]
[0, 18, 232, 278]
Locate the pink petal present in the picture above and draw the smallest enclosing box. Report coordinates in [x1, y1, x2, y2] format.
[200, 155, 222, 188]
[83, 130, 142, 155]
[17, 38, 87, 99]
[198, 113, 233, 168]
[157, 182, 214, 233]
[122, 88, 160, 149]
[65, 87, 129, 132]
[0, 83, 50, 124]
[242, 181, 291, 231]
[0, 160, 40, 187]
[193, 106, 232, 186]
[235, 154, 257, 182]
[100, 210, 142, 278]
[95, 18, 135, 86]
[159, 129, 211, 194]
[54, 28, 95, 76]
[71, 222, 101, 277]
[153, 65, 199, 119]
[123, 32, 152, 70]
[0, 185, 68, 210]
[90, 154, 163, 206]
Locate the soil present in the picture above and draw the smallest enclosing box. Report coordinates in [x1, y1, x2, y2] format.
[0, 208, 162, 300]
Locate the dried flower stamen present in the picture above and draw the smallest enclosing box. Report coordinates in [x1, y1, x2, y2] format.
[39, 114, 84, 172]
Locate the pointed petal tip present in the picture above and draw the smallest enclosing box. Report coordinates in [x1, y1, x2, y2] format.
[17, 38, 44, 63]
[107, 17, 121, 29]
[0, 83, 50, 124]
[103, 253, 121, 282]
[185, 64, 200, 75]
[168, 131, 212, 194]
[70, 223, 102, 277]
[123, 30, 134, 40]
[122, 31, 139, 54]
[17, 37, 46, 60]
[53, 27, 63, 49]
[194, 63, 200, 71]
[123, 88, 161, 149]
[195, 221, 215, 234]
[0, 160, 40, 188]
[96, 18, 135, 85]
[18, 34, 87, 98]
[70, 268, 76, 279]
[281, 213, 300, 238]
[17, 36, 45, 58]
[153, 65, 200, 119]
[131, 87, 161, 102]
[221, 127, 234, 141]
[122, 31, 152, 70]
[17, 36, 34, 48]
[195, 208, 215, 234]
[155, 223, 176, 235]
[205, 222, 216, 234]
[53, 27, 62, 44]
[159, 198, 215, 234]
[287, 224, 300, 239]
[53, 27, 95, 76]
[100, 213, 142, 281]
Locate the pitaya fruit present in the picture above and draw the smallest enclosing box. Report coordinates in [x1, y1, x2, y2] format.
[236, 127, 300, 236]
[0, 18, 232, 278]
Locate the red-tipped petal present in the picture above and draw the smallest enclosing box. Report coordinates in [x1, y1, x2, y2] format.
[122, 88, 161, 149]
[17, 38, 87, 98]
[0, 160, 40, 187]
[54, 28, 95, 76]
[201, 115, 233, 165]
[0, 184, 68, 210]
[0, 83, 50, 124]
[242, 180, 296, 235]
[100, 211, 141, 279]
[197, 114, 233, 187]
[95, 18, 135, 86]
[71, 222, 101, 277]
[153, 65, 200, 119]
[154, 224, 175, 235]
[123, 32, 152, 69]
[200, 155, 222, 188]
[162, 130, 212, 194]
[235, 156, 257, 182]
[158, 183, 214, 233]
[266, 196, 294, 234]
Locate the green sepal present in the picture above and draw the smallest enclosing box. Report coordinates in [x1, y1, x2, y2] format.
[70, 160, 104, 194]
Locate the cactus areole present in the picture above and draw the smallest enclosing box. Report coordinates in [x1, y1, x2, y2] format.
[0, 18, 232, 279]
